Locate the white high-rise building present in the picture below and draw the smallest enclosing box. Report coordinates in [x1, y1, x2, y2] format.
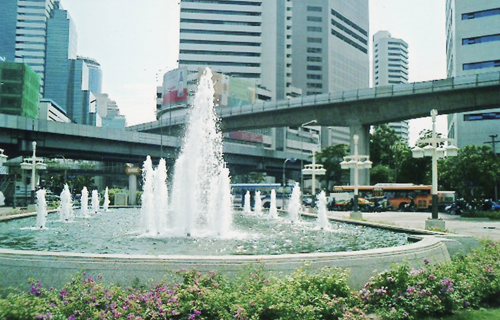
[291, 0, 369, 146]
[177, 0, 369, 153]
[446, 1, 500, 149]
[372, 30, 410, 141]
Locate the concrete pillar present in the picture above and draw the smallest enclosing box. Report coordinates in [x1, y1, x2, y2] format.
[349, 124, 371, 186]
[125, 166, 141, 206]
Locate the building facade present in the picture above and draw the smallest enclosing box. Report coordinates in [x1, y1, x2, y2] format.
[0, 62, 40, 118]
[0, 0, 59, 93]
[446, 0, 500, 149]
[372, 30, 410, 141]
[291, 0, 369, 146]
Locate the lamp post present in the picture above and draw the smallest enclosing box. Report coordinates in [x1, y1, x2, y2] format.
[282, 157, 295, 208]
[340, 135, 372, 215]
[300, 120, 317, 190]
[411, 109, 458, 229]
[20, 141, 47, 205]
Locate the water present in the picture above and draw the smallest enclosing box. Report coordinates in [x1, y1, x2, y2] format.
[0, 208, 410, 255]
[316, 191, 329, 229]
[0, 191, 4, 206]
[244, 191, 251, 214]
[80, 187, 89, 218]
[35, 189, 47, 229]
[254, 191, 262, 216]
[103, 187, 110, 211]
[144, 68, 232, 238]
[59, 184, 74, 221]
[288, 182, 302, 223]
[269, 189, 278, 219]
[92, 190, 99, 213]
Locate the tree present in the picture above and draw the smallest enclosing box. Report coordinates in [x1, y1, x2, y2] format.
[439, 145, 500, 202]
[314, 144, 349, 190]
[370, 124, 399, 168]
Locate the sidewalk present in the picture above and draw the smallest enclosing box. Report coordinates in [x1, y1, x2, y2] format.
[328, 210, 500, 241]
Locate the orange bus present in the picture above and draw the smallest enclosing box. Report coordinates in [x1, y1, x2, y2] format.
[332, 183, 455, 211]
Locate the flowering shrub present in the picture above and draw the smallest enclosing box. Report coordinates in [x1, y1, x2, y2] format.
[0, 241, 499, 320]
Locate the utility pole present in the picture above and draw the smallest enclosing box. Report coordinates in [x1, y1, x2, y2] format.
[485, 134, 500, 201]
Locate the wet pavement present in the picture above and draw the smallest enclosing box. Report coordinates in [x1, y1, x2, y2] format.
[328, 210, 500, 241]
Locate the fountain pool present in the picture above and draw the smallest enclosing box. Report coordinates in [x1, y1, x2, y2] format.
[0, 68, 463, 289]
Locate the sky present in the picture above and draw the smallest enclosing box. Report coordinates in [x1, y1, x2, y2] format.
[61, 0, 447, 144]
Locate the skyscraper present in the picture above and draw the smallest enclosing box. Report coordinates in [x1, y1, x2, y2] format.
[372, 30, 409, 141]
[0, 0, 59, 92]
[291, 0, 369, 146]
[178, 0, 369, 147]
[446, 1, 500, 149]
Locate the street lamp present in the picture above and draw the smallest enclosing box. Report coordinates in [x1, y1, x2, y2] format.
[300, 120, 317, 190]
[0, 148, 7, 165]
[20, 141, 47, 204]
[411, 109, 458, 229]
[282, 157, 296, 208]
[340, 134, 372, 214]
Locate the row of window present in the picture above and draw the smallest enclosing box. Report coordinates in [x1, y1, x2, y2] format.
[462, 8, 500, 20]
[178, 60, 260, 67]
[464, 112, 500, 121]
[307, 16, 322, 22]
[331, 19, 367, 45]
[307, 83, 322, 88]
[307, 6, 322, 12]
[388, 41, 408, 48]
[331, 29, 367, 54]
[331, 9, 367, 36]
[180, 8, 261, 16]
[181, 0, 262, 6]
[180, 50, 260, 57]
[307, 37, 322, 44]
[307, 26, 322, 32]
[307, 56, 322, 62]
[462, 34, 500, 45]
[180, 29, 260, 37]
[307, 74, 322, 80]
[307, 47, 322, 53]
[180, 18, 260, 26]
[180, 39, 261, 47]
[463, 59, 500, 70]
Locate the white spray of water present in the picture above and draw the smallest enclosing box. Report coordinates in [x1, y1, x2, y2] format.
[254, 190, 262, 216]
[316, 191, 329, 229]
[0, 191, 4, 206]
[35, 189, 47, 229]
[152, 158, 169, 235]
[80, 187, 89, 218]
[91, 190, 99, 213]
[288, 182, 302, 223]
[269, 189, 278, 219]
[243, 191, 251, 214]
[169, 68, 231, 237]
[103, 187, 110, 211]
[140, 156, 155, 234]
[59, 184, 73, 221]
[210, 165, 232, 236]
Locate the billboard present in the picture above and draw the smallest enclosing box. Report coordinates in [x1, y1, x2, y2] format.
[162, 67, 188, 108]
[198, 69, 256, 108]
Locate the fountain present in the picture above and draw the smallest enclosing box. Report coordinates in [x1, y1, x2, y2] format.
[254, 191, 262, 216]
[91, 190, 99, 213]
[0, 67, 463, 290]
[59, 184, 73, 222]
[35, 189, 47, 229]
[103, 187, 110, 211]
[288, 182, 301, 223]
[243, 191, 251, 214]
[269, 189, 278, 219]
[316, 191, 329, 229]
[80, 187, 89, 218]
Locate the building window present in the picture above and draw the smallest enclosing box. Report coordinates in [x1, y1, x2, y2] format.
[330, 9, 368, 36]
[307, 65, 322, 71]
[307, 6, 322, 12]
[464, 112, 500, 121]
[307, 37, 322, 43]
[463, 60, 500, 70]
[307, 83, 323, 88]
[307, 16, 322, 22]
[462, 34, 500, 45]
[307, 56, 322, 62]
[307, 47, 322, 53]
[331, 29, 367, 53]
[462, 8, 500, 20]
[307, 74, 322, 79]
[307, 26, 322, 32]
